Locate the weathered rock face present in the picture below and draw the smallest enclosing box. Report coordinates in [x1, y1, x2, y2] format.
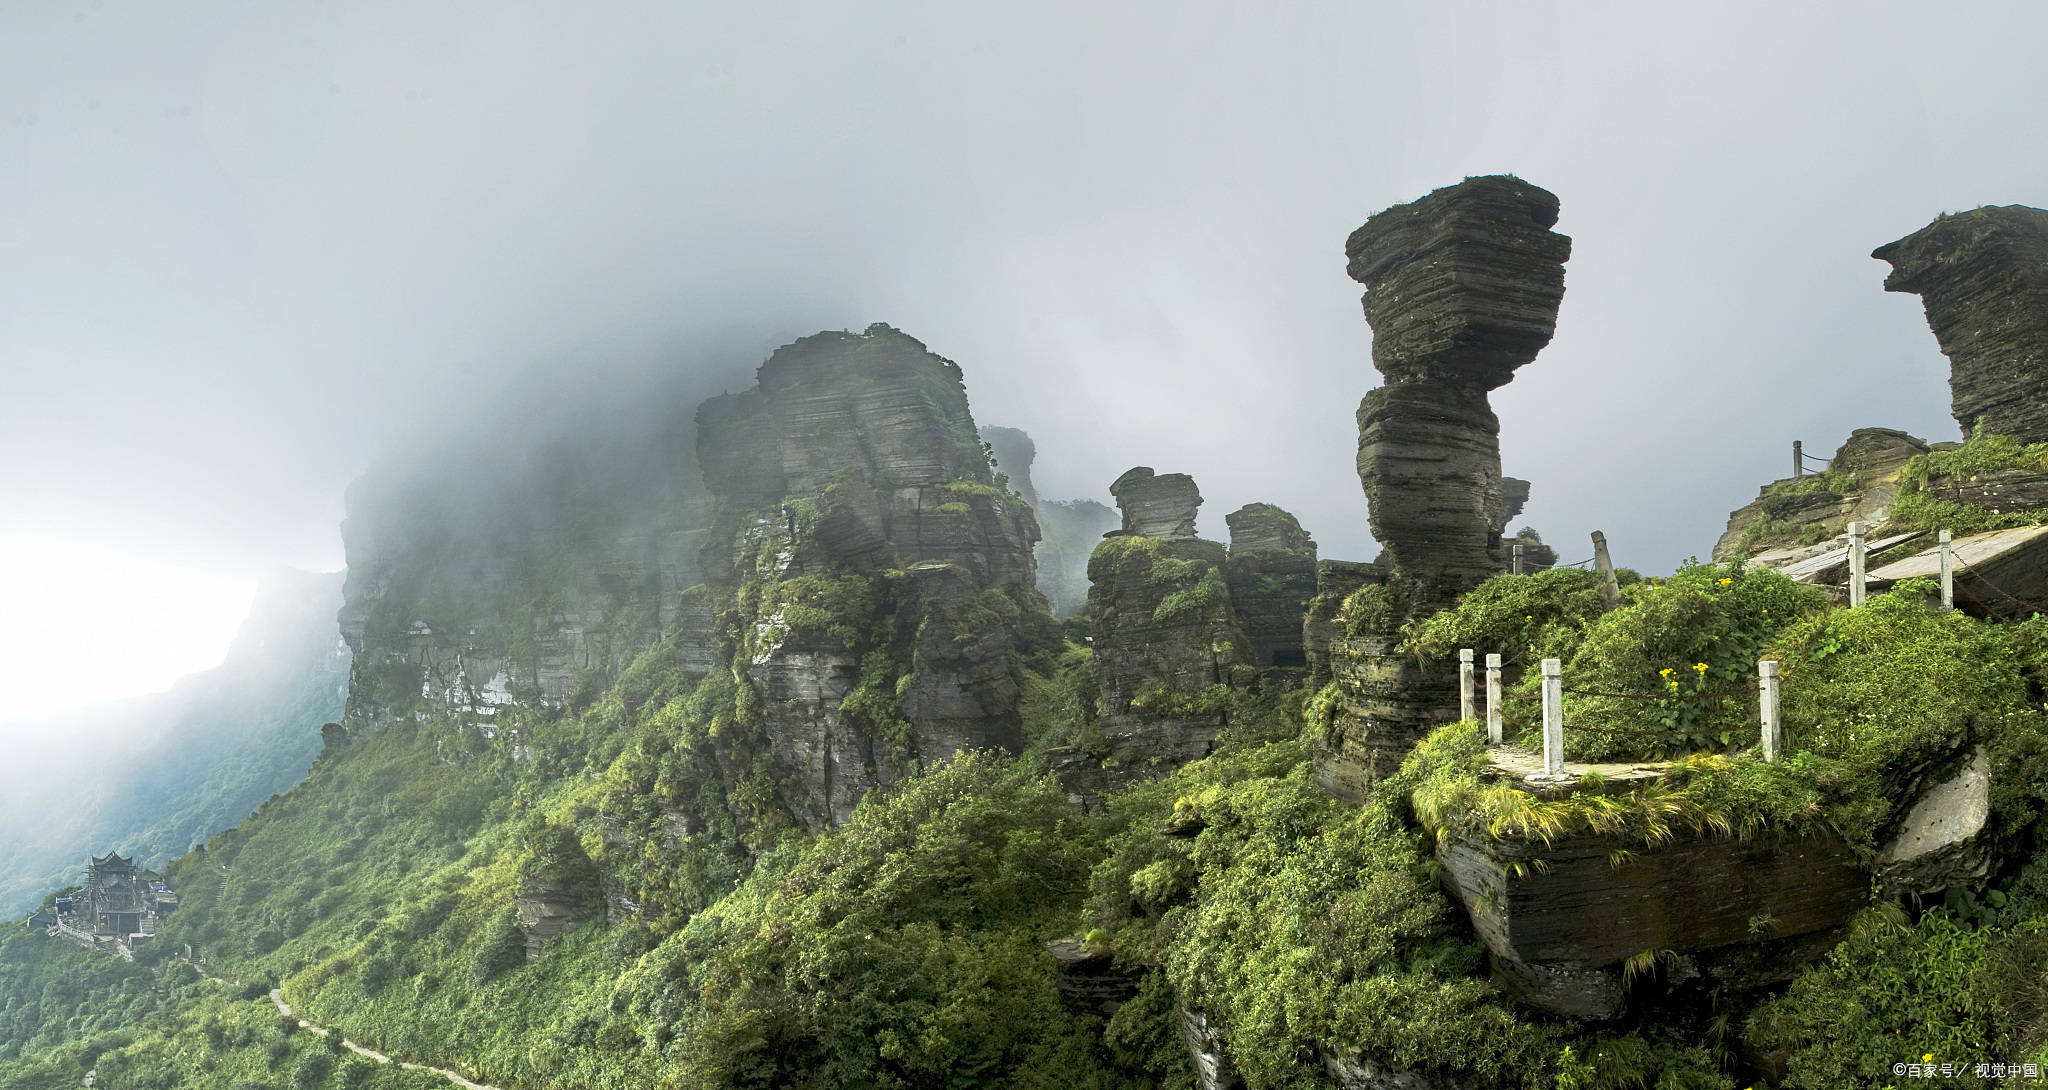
[1049, 470, 1253, 809]
[1302, 560, 1384, 684]
[1874, 205, 2048, 442]
[1347, 176, 1572, 614]
[697, 325, 1048, 830]
[1043, 937, 1141, 1017]
[1712, 428, 1930, 562]
[337, 395, 715, 736]
[1110, 467, 1203, 539]
[1877, 746, 1993, 898]
[1223, 504, 1318, 669]
[1312, 633, 1460, 806]
[1437, 824, 1867, 1019]
[1323, 1048, 1475, 1090]
[982, 425, 1121, 618]
[1179, 1007, 1244, 1090]
[1054, 530, 1252, 809]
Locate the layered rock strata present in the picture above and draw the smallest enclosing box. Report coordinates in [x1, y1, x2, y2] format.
[1437, 821, 1867, 1019]
[1050, 470, 1252, 809]
[982, 425, 1121, 618]
[1874, 205, 2048, 441]
[1301, 560, 1384, 685]
[695, 325, 1049, 830]
[1110, 467, 1203, 539]
[1314, 177, 1569, 801]
[1222, 504, 1318, 669]
[1346, 175, 1571, 613]
[1043, 938, 1142, 1018]
[1712, 428, 1930, 562]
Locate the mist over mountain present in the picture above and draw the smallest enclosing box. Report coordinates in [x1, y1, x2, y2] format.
[0, 569, 348, 915]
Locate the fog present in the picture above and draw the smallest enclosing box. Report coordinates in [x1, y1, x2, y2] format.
[4, 1, 2046, 717]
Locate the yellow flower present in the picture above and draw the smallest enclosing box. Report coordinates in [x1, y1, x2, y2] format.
[1659, 667, 1674, 678]
[1693, 662, 1709, 675]
[1924, 1054, 1934, 1063]
[1717, 577, 1732, 585]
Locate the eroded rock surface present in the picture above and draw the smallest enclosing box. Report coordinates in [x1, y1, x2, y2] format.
[1043, 938, 1141, 1017]
[1437, 825, 1867, 1018]
[1111, 467, 1202, 540]
[1347, 175, 1571, 613]
[1223, 503, 1318, 669]
[1878, 746, 1993, 898]
[337, 401, 714, 735]
[1875, 205, 2048, 441]
[1179, 1007, 1245, 1090]
[1051, 471, 1253, 809]
[1712, 428, 1929, 562]
[696, 325, 1049, 830]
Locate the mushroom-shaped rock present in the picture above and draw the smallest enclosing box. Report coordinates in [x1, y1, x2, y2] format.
[1110, 467, 1203, 540]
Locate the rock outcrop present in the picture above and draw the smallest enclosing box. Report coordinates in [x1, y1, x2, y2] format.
[1346, 175, 1571, 613]
[1223, 504, 1318, 669]
[1874, 205, 2048, 442]
[982, 425, 1121, 618]
[1043, 937, 1142, 1017]
[1437, 821, 1867, 1019]
[1050, 470, 1252, 809]
[1179, 1007, 1245, 1090]
[1110, 468, 1203, 540]
[1301, 560, 1383, 684]
[1712, 428, 1930, 562]
[695, 325, 1051, 831]
[1876, 745, 1993, 898]
[1313, 177, 1569, 801]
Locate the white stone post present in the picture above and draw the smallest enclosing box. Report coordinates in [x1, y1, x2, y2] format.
[1541, 658, 1564, 777]
[1848, 521, 1866, 607]
[1485, 653, 1503, 746]
[1459, 649, 1475, 722]
[1758, 659, 1782, 762]
[1940, 529, 1954, 611]
[1793, 439, 1804, 479]
[1512, 541, 1524, 575]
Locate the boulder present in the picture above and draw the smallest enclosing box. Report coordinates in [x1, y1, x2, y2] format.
[1179, 1007, 1244, 1090]
[1110, 467, 1202, 540]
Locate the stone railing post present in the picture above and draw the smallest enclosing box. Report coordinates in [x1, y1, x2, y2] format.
[1459, 649, 1475, 721]
[1511, 541, 1524, 575]
[1793, 439, 1804, 479]
[1541, 658, 1563, 777]
[1485, 652, 1503, 745]
[1940, 529, 1954, 611]
[1758, 659, 1782, 762]
[1848, 521, 1867, 607]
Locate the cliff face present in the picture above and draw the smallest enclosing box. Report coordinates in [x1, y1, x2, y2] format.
[336, 410, 712, 736]
[1222, 503, 1317, 669]
[696, 325, 1050, 830]
[1346, 175, 1571, 614]
[982, 425, 1120, 618]
[1875, 205, 2048, 442]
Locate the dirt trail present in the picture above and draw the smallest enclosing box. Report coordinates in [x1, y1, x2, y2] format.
[191, 967, 507, 1090]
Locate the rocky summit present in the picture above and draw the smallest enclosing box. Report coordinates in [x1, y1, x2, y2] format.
[695, 324, 1051, 830]
[1875, 205, 2048, 442]
[1347, 175, 1570, 614]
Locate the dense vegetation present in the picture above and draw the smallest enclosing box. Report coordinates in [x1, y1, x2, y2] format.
[7, 559, 2048, 1089]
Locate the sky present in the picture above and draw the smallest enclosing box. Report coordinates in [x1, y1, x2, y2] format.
[3, 0, 2045, 718]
